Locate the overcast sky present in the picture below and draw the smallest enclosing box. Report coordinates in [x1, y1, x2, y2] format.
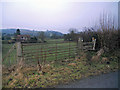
[1, 1, 118, 33]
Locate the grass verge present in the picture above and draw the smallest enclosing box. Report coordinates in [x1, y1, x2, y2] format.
[2, 50, 119, 88]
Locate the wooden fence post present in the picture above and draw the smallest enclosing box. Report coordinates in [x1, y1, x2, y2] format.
[92, 38, 96, 50]
[78, 37, 83, 54]
[16, 42, 22, 63]
[56, 43, 57, 61]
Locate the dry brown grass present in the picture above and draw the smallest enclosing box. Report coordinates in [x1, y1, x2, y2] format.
[101, 57, 109, 63]
[91, 56, 100, 62]
[91, 48, 104, 62]
[68, 63, 76, 67]
[2, 50, 119, 88]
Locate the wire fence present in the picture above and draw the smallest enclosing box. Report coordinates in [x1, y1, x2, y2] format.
[2, 39, 96, 67]
[2, 43, 17, 67]
[22, 41, 78, 65]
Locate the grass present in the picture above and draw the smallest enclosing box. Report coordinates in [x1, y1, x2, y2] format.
[2, 39, 77, 66]
[2, 43, 17, 66]
[46, 38, 64, 43]
[2, 49, 119, 88]
[23, 41, 77, 63]
[2, 44, 13, 57]
[2, 39, 119, 88]
[2, 38, 64, 57]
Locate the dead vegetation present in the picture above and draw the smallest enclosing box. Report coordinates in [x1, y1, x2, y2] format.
[2, 50, 119, 88]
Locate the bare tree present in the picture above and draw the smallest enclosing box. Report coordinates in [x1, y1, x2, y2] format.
[97, 12, 117, 51]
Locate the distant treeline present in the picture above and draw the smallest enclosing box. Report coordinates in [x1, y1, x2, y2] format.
[2, 29, 64, 40]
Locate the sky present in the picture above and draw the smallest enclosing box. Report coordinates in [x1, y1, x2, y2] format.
[1, 0, 118, 34]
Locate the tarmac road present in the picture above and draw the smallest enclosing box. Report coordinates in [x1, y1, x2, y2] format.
[56, 71, 119, 88]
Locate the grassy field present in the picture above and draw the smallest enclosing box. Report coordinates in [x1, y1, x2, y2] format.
[46, 38, 64, 43]
[2, 39, 64, 58]
[2, 43, 17, 66]
[2, 39, 77, 66]
[22, 41, 77, 65]
[2, 44, 14, 57]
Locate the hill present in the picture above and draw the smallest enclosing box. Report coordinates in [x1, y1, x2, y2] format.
[1, 29, 64, 37]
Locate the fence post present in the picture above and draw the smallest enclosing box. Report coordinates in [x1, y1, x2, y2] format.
[16, 42, 22, 63]
[92, 38, 96, 50]
[55, 43, 57, 61]
[78, 37, 83, 52]
[69, 41, 70, 59]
